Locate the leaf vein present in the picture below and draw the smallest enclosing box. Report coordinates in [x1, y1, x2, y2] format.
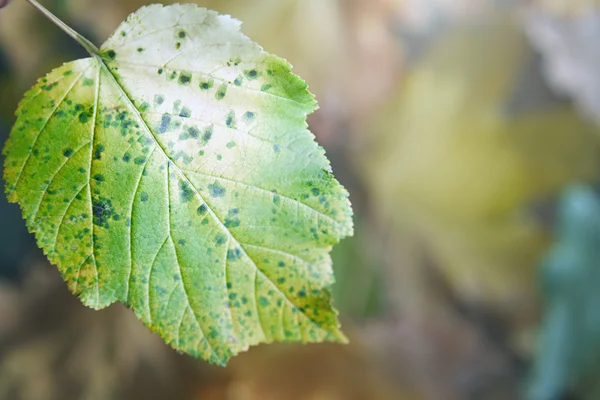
[125, 146, 157, 303]
[88, 63, 102, 306]
[167, 163, 220, 362]
[181, 168, 344, 232]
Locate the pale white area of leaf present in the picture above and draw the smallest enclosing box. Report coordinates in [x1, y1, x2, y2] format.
[101, 5, 262, 81]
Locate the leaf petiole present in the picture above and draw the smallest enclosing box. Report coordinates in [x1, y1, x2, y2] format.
[25, 0, 99, 56]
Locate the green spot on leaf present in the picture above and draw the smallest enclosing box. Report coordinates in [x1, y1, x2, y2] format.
[245, 69, 260, 80]
[178, 72, 191, 85]
[215, 84, 227, 100]
[180, 181, 194, 202]
[208, 182, 226, 198]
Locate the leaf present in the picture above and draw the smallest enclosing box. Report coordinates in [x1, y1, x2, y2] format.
[2, 4, 353, 365]
[361, 15, 600, 305]
[529, 184, 600, 400]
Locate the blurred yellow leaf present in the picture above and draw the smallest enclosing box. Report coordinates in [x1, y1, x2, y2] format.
[362, 15, 600, 305]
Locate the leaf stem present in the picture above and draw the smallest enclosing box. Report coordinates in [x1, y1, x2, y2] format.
[25, 0, 98, 56]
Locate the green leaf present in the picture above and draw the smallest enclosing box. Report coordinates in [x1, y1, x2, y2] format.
[2, 4, 353, 365]
[529, 184, 600, 399]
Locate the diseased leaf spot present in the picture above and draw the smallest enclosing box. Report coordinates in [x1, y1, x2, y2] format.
[92, 197, 114, 228]
[227, 248, 242, 261]
[224, 214, 240, 228]
[202, 127, 213, 143]
[106, 50, 116, 59]
[78, 108, 93, 124]
[225, 111, 236, 129]
[178, 73, 192, 85]
[93, 174, 105, 182]
[93, 144, 105, 160]
[188, 126, 200, 138]
[63, 148, 74, 157]
[158, 68, 164, 75]
[134, 157, 146, 165]
[159, 114, 171, 134]
[155, 94, 165, 105]
[226, 141, 236, 149]
[259, 297, 270, 307]
[141, 192, 149, 202]
[234, 77, 242, 86]
[215, 84, 227, 100]
[175, 42, 181, 50]
[245, 69, 260, 80]
[122, 152, 131, 162]
[42, 82, 58, 91]
[83, 78, 94, 86]
[179, 239, 186, 246]
[208, 182, 226, 198]
[179, 107, 191, 118]
[197, 204, 208, 215]
[178, 30, 186, 38]
[139, 102, 150, 112]
[215, 234, 227, 246]
[261, 84, 272, 92]
[244, 111, 255, 121]
[200, 79, 214, 90]
[180, 181, 194, 202]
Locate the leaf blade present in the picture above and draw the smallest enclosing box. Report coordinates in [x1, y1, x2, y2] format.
[4, 4, 353, 365]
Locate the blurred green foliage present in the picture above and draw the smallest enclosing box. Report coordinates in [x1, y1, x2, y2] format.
[530, 184, 600, 400]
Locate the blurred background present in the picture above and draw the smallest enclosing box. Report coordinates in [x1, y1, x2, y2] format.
[2, 0, 600, 399]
